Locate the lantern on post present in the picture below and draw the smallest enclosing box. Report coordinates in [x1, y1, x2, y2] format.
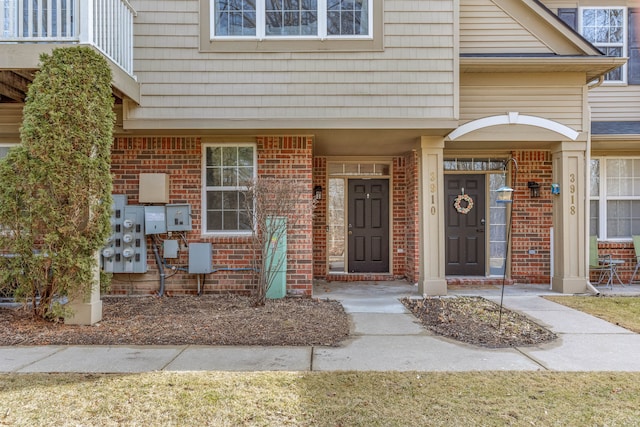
[496, 184, 515, 203]
[496, 157, 518, 328]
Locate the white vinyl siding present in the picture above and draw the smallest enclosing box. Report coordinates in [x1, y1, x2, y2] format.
[126, 0, 457, 126]
[460, 74, 586, 131]
[589, 85, 640, 121]
[460, 0, 550, 54]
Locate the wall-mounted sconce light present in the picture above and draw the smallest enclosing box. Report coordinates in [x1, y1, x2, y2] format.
[314, 185, 323, 200]
[527, 181, 540, 198]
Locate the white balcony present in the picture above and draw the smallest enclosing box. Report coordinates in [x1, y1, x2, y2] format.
[0, 0, 139, 104]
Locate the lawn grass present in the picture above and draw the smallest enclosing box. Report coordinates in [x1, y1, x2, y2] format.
[544, 296, 640, 333]
[1, 371, 640, 426]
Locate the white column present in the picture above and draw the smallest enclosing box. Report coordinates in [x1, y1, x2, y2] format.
[551, 141, 588, 294]
[418, 136, 447, 296]
[65, 252, 103, 325]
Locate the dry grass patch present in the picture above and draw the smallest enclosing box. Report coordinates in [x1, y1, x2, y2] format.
[1, 372, 640, 426]
[544, 296, 640, 333]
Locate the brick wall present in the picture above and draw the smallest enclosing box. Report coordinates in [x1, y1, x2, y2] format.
[510, 150, 553, 284]
[404, 150, 420, 283]
[392, 156, 408, 278]
[312, 157, 327, 278]
[109, 135, 314, 296]
[312, 156, 412, 281]
[592, 240, 636, 285]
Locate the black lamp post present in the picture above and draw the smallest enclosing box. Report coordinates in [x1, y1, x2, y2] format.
[497, 158, 518, 329]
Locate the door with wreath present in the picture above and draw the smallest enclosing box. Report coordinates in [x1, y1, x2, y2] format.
[444, 174, 486, 276]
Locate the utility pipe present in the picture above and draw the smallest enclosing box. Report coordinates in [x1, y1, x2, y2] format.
[151, 239, 166, 296]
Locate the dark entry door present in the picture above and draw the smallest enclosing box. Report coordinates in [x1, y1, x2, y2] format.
[445, 174, 486, 276]
[348, 179, 389, 273]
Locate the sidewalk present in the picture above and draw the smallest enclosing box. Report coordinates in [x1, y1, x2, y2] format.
[2, 281, 640, 373]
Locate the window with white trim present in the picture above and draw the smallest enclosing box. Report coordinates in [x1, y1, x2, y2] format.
[212, 0, 371, 38]
[590, 158, 640, 239]
[0, 145, 16, 159]
[203, 144, 256, 233]
[579, 7, 627, 83]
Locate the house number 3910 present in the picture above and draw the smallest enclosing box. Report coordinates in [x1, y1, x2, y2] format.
[430, 172, 437, 215]
[569, 173, 576, 215]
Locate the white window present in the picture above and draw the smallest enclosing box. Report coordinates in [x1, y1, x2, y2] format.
[203, 144, 256, 234]
[212, 0, 371, 39]
[0, 145, 16, 159]
[579, 7, 627, 83]
[590, 158, 640, 239]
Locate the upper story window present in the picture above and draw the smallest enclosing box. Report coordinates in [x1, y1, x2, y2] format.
[212, 0, 371, 39]
[579, 7, 627, 83]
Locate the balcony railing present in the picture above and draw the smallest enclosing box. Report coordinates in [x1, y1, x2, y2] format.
[1, 0, 136, 76]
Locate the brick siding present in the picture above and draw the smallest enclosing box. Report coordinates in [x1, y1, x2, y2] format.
[312, 155, 413, 282]
[509, 150, 554, 284]
[109, 135, 313, 296]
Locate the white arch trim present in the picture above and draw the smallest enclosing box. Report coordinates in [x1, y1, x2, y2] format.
[447, 112, 579, 141]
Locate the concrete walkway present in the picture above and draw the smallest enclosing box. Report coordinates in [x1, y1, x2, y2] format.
[2, 281, 640, 373]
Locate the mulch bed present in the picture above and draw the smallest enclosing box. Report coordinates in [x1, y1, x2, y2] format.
[401, 296, 557, 348]
[0, 295, 350, 347]
[1, 294, 557, 349]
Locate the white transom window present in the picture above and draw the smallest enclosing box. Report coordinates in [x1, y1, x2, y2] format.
[579, 7, 627, 83]
[212, 0, 372, 39]
[590, 158, 640, 240]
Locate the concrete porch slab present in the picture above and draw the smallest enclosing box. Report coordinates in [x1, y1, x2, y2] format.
[349, 312, 427, 336]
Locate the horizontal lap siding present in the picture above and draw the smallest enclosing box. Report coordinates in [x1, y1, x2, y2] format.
[128, 0, 456, 123]
[460, 75, 585, 130]
[589, 86, 640, 121]
[0, 105, 22, 137]
[461, 0, 549, 54]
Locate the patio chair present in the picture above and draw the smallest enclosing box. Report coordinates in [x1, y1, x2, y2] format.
[630, 235, 640, 285]
[589, 236, 615, 288]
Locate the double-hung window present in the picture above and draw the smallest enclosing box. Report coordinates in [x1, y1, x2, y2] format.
[203, 144, 256, 234]
[212, 0, 372, 39]
[590, 158, 640, 240]
[579, 7, 627, 83]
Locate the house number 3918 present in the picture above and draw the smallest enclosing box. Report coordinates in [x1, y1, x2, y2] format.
[569, 173, 576, 215]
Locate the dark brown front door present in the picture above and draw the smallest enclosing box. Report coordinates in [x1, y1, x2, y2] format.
[348, 179, 389, 273]
[445, 174, 486, 276]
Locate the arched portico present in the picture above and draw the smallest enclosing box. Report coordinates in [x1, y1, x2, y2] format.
[419, 113, 588, 296]
[447, 112, 580, 142]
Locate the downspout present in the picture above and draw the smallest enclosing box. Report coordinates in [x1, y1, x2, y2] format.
[583, 92, 599, 296]
[587, 75, 605, 90]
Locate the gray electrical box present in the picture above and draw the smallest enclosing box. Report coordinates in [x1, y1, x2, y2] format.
[144, 205, 167, 234]
[101, 195, 127, 273]
[122, 205, 147, 273]
[166, 204, 192, 232]
[163, 239, 179, 259]
[189, 243, 213, 274]
[101, 195, 148, 274]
